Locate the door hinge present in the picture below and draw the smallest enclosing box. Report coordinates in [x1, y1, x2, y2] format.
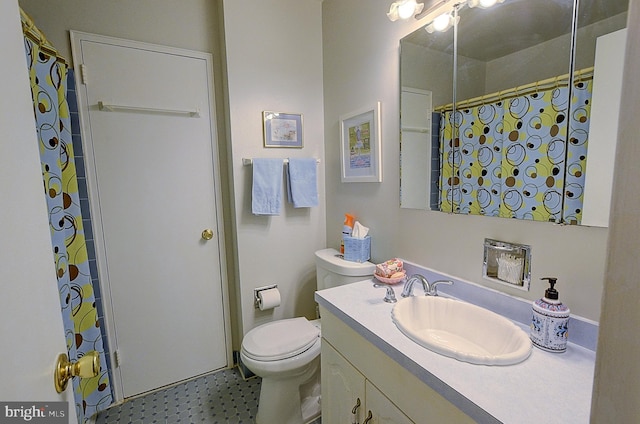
[80, 64, 89, 85]
[114, 349, 121, 368]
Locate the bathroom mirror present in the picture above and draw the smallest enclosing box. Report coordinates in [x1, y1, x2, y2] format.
[399, 0, 629, 227]
[400, 12, 454, 211]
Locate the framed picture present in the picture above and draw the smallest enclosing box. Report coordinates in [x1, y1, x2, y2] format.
[340, 102, 382, 182]
[262, 111, 303, 148]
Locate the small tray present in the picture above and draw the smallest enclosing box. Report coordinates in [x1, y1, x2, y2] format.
[374, 271, 406, 285]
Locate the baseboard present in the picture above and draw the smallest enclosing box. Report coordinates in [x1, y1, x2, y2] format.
[233, 350, 256, 381]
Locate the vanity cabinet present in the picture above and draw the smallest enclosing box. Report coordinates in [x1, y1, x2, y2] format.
[320, 306, 475, 423]
[322, 340, 412, 424]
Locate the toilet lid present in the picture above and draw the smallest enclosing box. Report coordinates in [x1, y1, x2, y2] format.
[242, 317, 320, 361]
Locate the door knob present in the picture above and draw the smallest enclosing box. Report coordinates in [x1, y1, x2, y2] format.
[54, 351, 100, 393]
[201, 229, 214, 240]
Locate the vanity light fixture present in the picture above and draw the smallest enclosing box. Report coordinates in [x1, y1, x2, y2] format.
[468, 0, 505, 8]
[389, 0, 501, 29]
[387, 0, 424, 21]
[425, 12, 459, 33]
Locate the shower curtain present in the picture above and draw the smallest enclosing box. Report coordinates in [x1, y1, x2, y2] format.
[21, 10, 112, 422]
[439, 101, 505, 216]
[439, 75, 593, 224]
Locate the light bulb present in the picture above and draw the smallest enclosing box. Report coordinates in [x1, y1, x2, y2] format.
[432, 13, 452, 31]
[397, 0, 418, 19]
[468, 0, 504, 8]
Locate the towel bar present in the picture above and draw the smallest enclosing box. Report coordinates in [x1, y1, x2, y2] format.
[98, 101, 200, 117]
[242, 158, 320, 166]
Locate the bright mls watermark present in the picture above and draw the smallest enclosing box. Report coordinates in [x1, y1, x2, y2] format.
[1, 402, 67, 423]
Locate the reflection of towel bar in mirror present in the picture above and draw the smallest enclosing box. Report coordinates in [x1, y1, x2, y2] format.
[242, 158, 320, 166]
[98, 101, 200, 117]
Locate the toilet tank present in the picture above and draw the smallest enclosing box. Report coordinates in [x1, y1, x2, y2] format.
[315, 248, 375, 291]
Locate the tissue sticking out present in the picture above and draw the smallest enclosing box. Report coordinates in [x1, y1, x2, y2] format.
[482, 238, 532, 291]
[352, 221, 369, 238]
[343, 219, 371, 263]
[497, 253, 524, 286]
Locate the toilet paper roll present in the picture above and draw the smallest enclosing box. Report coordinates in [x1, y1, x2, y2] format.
[257, 287, 281, 310]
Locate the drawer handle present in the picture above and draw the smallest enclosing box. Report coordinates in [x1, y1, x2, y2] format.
[351, 397, 361, 424]
[363, 410, 373, 424]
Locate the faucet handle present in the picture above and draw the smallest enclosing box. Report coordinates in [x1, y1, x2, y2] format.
[373, 283, 397, 303]
[429, 280, 453, 296]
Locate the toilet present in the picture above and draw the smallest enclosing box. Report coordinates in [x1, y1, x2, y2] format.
[240, 248, 375, 424]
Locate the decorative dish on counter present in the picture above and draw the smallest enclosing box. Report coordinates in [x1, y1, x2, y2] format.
[374, 270, 406, 284]
[374, 258, 406, 284]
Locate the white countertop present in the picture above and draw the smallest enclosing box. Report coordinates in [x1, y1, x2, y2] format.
[316, 278, 596, 424]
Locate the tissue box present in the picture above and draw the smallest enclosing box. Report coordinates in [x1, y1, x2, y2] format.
[343, 235, 371, 263]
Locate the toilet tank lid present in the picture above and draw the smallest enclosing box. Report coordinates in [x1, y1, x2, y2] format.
[242, 317, 320, 361]
[315, 248, 375, 277]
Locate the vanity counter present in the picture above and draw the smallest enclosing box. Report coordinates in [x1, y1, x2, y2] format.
[315, 278, 596, 424]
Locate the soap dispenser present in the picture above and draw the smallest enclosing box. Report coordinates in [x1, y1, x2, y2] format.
[530, 277, 570, 353]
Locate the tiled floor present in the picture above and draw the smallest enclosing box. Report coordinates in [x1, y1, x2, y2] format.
[95, 368, 261, 423]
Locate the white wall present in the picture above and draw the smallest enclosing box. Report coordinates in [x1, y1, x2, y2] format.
[322, 0, 608, 322]
[222, 0, 326, 334]
[592, 0, 640, 420]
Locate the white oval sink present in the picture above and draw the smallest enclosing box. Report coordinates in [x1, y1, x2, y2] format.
[391, 296, 531, 365]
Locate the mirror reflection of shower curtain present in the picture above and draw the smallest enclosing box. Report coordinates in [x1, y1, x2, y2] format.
[439, 111, 457, 213]
[438, 79, 592, 224]
[21, 10, 112, 422]
[563, 79, 592, 224]
[439, 102, 504, 216]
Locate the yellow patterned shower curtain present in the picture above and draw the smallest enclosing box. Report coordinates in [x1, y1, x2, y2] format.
[21, 10, 112, 422]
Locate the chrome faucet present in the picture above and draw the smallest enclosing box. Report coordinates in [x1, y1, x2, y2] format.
[373, 283, 397, 303]
[401, 274, 430, 297]
[401, 274, 453, 297]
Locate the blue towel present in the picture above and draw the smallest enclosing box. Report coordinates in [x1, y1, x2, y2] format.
[252, 158, 283, 215]
[286, 158, 319, 208]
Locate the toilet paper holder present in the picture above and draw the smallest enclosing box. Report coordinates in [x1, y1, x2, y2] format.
[254, 284, 278, 309]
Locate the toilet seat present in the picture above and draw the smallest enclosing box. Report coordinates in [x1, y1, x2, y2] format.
[242, 317, 320, 361]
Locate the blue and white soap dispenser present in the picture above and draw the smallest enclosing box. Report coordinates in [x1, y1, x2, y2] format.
[530, 277, 570, 353]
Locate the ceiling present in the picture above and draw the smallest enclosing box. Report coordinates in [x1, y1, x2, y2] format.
[403, 0, 629, 61]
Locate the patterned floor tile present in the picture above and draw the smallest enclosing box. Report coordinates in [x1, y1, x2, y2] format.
[95, 368, 261, 424]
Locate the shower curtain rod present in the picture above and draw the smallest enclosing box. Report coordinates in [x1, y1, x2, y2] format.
[20, 8, 66, 65]
[435, 66, 594, 112]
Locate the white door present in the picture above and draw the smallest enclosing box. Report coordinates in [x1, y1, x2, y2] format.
[70, 32, 230, 398]
[0, 2, 77, 423]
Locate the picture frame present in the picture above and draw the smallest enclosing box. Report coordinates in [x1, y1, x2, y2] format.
[262, 111, 303, 148]
[340, 102, 382, 182]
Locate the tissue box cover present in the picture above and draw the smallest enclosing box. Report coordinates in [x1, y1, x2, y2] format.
[343, 235, 371, 263]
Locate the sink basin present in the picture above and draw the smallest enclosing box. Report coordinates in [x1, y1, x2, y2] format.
[391, 296, 531, 365]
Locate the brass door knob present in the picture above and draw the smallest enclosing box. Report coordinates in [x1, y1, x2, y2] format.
[201, 229, 214, 240]
[54, 351, 100, 393]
